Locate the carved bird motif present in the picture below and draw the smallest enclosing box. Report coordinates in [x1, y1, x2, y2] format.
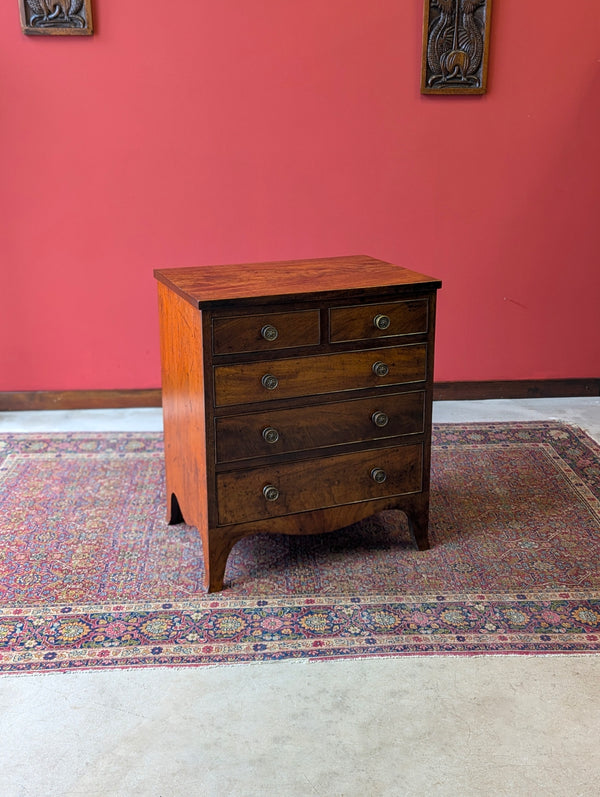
[26, 0, 85, 27]
[427, 0, 455, 78]
[427, 0, 485, 87]
[461, 0, 484, 74]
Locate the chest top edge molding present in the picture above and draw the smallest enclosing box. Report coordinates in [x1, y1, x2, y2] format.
[154, 255, 442, 309]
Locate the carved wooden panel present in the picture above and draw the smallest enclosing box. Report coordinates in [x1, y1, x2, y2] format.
[19, 0, 93, 36]
[421, 0, 492, 95]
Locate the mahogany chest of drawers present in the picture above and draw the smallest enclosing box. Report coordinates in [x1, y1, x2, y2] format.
[154, 255, 441, 592]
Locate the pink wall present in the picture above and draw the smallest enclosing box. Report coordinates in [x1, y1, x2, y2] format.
[1, 1, 599, 391]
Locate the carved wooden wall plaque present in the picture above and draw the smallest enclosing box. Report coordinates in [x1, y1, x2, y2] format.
[19, 0, 93, 35]
[421, 0, 492, 95]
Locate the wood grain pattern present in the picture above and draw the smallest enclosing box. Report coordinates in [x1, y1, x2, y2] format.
[213, 344, 427, 407]
[329, 299, 429, 343]
[154, 255, 441, 307]
[157, 283, 211, 570]
[216, 444, 423, 526]
[215, 390, 425, 463]
[212, 309, 320, 355]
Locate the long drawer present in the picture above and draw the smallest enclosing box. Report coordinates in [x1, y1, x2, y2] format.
[215, 390, 425, 463]
[213, 344, 427, 407]
[217, 443, 423, 525]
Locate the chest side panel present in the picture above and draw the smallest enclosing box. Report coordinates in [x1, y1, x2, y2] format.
[157, 282, 209, 529]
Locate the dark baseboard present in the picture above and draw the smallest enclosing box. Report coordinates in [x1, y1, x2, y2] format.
[0, 379, 598, 411]
[433, 379, 599, 401]
[0, 389, 162, 412]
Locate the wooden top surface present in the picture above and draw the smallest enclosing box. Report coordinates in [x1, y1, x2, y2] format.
[154, 255, 441, 307]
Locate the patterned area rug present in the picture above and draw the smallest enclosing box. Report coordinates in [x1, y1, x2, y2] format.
[1, 422, 599, 673]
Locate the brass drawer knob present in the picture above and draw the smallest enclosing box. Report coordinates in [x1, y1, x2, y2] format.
[263, 485, 280, 502]
[373, 314, 391, 331]
[261, 324, 279, 342]
[371, 411, 389, 428]
[370, 468, 387, 484]
[261, 374, 279, 390]
[262, 426, 280, 444]
[372, 361, 389, 377]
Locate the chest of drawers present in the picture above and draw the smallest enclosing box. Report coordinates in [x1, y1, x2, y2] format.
[154, 255, 441, 592]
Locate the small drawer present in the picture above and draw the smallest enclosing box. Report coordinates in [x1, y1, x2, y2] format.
[329, 299, 428, 343]
[212, 310, 320, 355]
[217, 444, 423, 525]
[215, 391, 425, 463]
[213, 344, 427, 407]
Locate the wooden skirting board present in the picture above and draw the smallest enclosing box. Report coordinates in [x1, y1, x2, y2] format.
[0, 380, 598, 411]
[0, 389, 162, 412]
[434, 379, 599, 401]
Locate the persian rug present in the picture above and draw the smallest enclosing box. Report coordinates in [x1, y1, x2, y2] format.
[0, 422, 599, 673]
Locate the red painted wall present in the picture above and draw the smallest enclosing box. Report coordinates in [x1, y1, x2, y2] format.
[1, 1, 599, 391]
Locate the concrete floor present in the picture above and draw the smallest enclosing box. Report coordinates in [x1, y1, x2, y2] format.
[0, 398, 599, 797]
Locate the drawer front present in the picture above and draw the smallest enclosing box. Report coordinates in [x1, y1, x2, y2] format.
[329, 299, 428, 343]
[212, 310, 320, 355]
[213, 344, 427, 407]
[215, 391, 425, 463]
[217, 444, 423, 525]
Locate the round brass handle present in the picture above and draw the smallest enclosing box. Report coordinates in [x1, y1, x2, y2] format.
[261, 324, 279, 342]
[371, 411, 389, 428]
[373, 314, 391, 331]
[372, 361, 389, 377]
[370, 468, 387, 484]
[263, 485, 280, 502]
[261, 374, 279, 390]
[262, 427, 280, 444]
